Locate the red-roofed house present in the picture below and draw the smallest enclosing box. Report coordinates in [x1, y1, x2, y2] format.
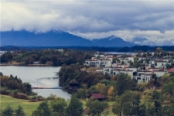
[91, 93, 104, 101]
[167, 67, 174, 73]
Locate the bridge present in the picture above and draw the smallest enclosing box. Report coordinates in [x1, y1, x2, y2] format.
[32, 86, 62, 89]
[36, 77, 59, 80]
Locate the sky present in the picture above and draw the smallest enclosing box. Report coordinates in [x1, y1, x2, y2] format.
[1, 0, 174, 45]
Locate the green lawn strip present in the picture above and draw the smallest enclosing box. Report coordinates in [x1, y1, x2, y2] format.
[0, 95, 41, 116]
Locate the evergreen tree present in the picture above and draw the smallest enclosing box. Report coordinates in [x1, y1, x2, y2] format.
[32, 101, 52, 116]
[66, 98, 83, 116]
[15, 105, 25, 116]
[2, 106, 14, 116]
[86, 99, 108, 116]
[115, 74, 135, 96]
[51, 98, 67, 116]
[112, 91, 140, 116]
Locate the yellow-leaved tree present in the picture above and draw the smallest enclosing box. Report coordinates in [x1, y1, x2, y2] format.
[95, 83, 106, 94]
[107, 86, 114, 100]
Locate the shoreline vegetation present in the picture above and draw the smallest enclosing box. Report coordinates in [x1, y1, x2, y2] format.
[0, 49, 94, 67]
[0, 63, 53, 66]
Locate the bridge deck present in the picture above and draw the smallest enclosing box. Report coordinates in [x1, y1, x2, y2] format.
[32, 86, 62, 89]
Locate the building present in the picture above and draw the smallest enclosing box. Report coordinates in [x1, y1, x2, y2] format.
[90, 93, 104, 101]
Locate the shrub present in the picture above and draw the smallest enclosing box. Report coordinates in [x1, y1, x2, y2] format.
[0, 87, 9, 95]
[37, 96, 45, 101]
[16, 93, 28, 99]
[29, 96, 38, 102]
[46, 94, 57, 100]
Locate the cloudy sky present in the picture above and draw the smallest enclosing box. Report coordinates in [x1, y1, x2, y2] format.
[1, 0, 174, 45]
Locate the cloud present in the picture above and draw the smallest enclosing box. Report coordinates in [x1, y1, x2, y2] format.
[71, 30, 174, 45]
[1, 0, 174, 45]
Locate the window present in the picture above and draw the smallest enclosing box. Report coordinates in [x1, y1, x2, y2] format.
[137, 77, 141, 80]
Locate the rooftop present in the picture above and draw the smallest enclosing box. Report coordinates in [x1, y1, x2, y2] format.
[91, 93, 104, 99]
[167, 68, 174, 73]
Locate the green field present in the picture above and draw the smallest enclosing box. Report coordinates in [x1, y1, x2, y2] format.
[0, 95, 115, 116]
[0, 95, 42, 116]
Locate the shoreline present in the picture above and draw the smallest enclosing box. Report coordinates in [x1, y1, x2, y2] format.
[0, 64, 57, 67]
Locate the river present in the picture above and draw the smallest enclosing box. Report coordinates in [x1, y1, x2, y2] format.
[0, 66, 71, 99]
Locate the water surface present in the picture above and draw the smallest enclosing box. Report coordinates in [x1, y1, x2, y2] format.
[0, 66, 71, 99]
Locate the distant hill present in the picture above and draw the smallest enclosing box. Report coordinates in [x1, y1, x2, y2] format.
[0, 30, 91, 46]
[1, 30, 135, 47]
[92, 35, 135, 47]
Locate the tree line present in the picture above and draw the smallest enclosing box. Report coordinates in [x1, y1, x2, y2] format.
[0, 73, 33, 99]
[0, 49, 94, 66]
[1, 105, 25, 116]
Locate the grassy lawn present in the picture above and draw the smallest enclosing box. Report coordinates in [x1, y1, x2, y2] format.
[0, 95, 41, 116]
[1, 95, 116, 116]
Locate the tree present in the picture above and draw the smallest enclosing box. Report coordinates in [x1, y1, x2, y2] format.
[22, 82, 32, 94]
[138, 104, 146, 116]
[152, 91, 161, 116]
[121, 61, 125, 65]
[15, 105, 25, 116]
[2, 106, 14, 116]
[152, 74, 160, 88]
[51, 98, 67, 116]
[95, 83, 106, 94]
[86, 99, 108, 116]
[66, 98, 83, 116]
[0, 52, 13, 63]
[115, 74, 135, 96]
[161, 104, 174, 116]
[112, 91, 140, 116]
[162, 82, 174, 98]
[74, 88, 86, 99]
[121, 91, 140, 115]
[129, 60, 134, 66]
[39, 56, 47, 64]
[107, 86, 114, 100]
[161, 76, 174, 102]
[112, 97, 122, 116]
[32, 101, 52, 116]
[138, 81, 147, 91]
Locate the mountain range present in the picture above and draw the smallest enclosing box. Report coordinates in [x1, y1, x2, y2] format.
[1, 30, 135, 47]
